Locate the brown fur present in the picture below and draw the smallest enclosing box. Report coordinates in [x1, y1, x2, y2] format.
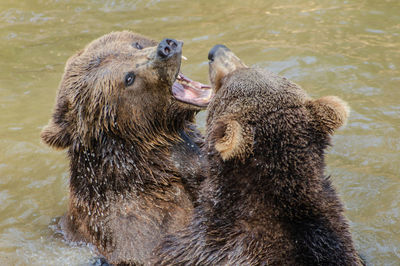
[155, 45, 362, 265]
[41, 31, 206, 265]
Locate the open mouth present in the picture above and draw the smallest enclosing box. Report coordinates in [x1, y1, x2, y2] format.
[172, 73, 213, 107]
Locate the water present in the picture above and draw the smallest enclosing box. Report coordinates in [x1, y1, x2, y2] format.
[0, 0, 399, 265]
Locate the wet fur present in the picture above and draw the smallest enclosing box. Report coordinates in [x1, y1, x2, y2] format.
[42, 31, 205, 265]
[155, 49, 362, 265]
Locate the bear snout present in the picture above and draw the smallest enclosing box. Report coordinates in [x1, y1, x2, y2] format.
[157, 38, 182, 59]
[208, 44, 230, 62]
[208, 44, 247, 92]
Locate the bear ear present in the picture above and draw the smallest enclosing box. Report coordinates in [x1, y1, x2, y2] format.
[210, 118, 253, 161]
[41, 120, 72, 149]
[306, 96, 350, 134]
[40, 96, 72, 149]
[41, 51, 84, 150]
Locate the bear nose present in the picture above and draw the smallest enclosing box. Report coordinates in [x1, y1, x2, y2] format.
[157, 38, 181, 59]
[208, 44, 230, 62]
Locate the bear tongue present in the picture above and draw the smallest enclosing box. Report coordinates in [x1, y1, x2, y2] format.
[172, 73, 213, 107]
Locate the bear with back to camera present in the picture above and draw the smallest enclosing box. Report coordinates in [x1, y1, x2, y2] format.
[40, 31, 212, 265]
[156, 45, 363, 265]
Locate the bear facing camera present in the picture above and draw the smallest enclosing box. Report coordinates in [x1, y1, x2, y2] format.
[41, 31, 212, 265]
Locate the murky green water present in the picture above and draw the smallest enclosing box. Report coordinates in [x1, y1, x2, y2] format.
[0, 0, 399, 265]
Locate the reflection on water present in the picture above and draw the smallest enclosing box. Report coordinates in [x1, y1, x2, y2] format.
[0, 0, 399, 264]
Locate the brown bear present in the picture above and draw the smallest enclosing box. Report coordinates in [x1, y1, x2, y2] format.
[155, 45, 363, 265]
[41, 31, 212, 265]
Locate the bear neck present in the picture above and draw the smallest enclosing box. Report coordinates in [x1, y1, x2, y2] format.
[207, 138, 332, 221]
[166, 103, 198, 134]
[68, 131, 180, 204]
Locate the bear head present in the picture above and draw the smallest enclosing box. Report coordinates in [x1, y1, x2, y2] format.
[41, 31, 212, 150]
[206, 45, 350, 165]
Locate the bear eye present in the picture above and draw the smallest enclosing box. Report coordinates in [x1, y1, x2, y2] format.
[125, 72, 135, 87]
[134, 42, 143, 50]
